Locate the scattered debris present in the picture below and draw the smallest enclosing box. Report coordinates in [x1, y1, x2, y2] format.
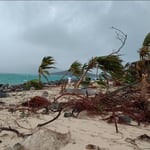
[137, 134, 150, 142]
[125, 134, 150, 150]
[85, 144, 108, 150]
[21, 96, 50, 112]
[1, 81, 150, 135]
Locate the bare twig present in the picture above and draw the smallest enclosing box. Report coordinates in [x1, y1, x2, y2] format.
[0, 127, 32, 138]
[109, 26, 127, 55]
[125, 138, 141, 150]
[112, 109, 119, 133]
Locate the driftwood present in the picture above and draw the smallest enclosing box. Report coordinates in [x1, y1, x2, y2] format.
[0, 127, 32, 138]
[37, 108, 62, 127]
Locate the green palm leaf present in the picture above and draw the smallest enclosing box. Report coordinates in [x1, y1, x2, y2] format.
[68, 61, 82, 77]
[143, 32, 150, 46]
[38, 56, 56, 84]
[96, 55, 123, 79]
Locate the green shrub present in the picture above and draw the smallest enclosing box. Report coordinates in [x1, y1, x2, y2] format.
[80, 81, 90, 88]
[24, 79, 42, 90]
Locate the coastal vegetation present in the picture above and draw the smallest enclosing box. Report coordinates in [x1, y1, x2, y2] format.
[60, 61, 82, 81]
[75, 57, 97, 88]
[38, 56, 56, 84]
[123, 32, 150, 84]
[26, 29, 150, 89]
[58, 27, 126, 88]
[19, 56, 56, 90]
[24, 79, 42, 90]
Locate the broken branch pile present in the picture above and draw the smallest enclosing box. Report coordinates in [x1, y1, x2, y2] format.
[1, 82, 150, 134]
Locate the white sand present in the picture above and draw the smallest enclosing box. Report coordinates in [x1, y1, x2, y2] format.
[0, 86, 149, 150]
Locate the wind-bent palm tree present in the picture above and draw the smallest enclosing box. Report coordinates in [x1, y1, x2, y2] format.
[68, 61, 82, 77]
[75, 57, 97, 88]
[96, 55, 123, 80]
[60, 61, 82, 81]
[75, 55, 123, 88]
[38, 56, 55, 84]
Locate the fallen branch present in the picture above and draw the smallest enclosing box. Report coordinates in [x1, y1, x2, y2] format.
[106, 81, 139, 97]
[125, 138, 141, 150]
[112, 109, 119, 133]
[55, 92, 85, 101]
[37, 107, 62, 127]
[0, 127, 32, 138]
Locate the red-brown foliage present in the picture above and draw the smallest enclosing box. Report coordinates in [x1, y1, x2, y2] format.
[22, 96, 50, 109]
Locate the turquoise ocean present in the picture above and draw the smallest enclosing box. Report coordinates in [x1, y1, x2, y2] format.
[0, 73, 64, 85]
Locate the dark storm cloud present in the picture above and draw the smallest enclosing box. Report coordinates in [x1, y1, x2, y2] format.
[0, 1, 150, 73]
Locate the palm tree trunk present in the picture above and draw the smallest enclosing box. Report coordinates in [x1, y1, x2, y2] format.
[75, 69, 89, 88]
[59, 71, 68, 81]
[38, 74, 41, 84]
[96, 64, 99, 79]
[43, 74, 49, 84]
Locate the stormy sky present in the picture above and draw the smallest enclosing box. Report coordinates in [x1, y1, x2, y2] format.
[0, 1, 149, 74]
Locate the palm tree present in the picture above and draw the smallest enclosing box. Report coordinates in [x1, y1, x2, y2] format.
[138, 32, 150, 79]
[96, 55, 123, 80]
[139, 32, 150, 60]
[38, 56, 55, 84]
[68, 61, 82, 77]
[60, 61, 82, 81]
[143, 32, 150, 46]
[123, 62, 137, 83]
[75, 57, 97, 88]
[75, 55, 123, 88]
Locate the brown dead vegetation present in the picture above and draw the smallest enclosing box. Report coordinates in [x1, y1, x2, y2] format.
[0, 81, 150, 135]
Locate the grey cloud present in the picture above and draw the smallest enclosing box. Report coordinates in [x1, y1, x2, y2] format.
[0, 1, 150, 73]
[20, 2, 115, 53]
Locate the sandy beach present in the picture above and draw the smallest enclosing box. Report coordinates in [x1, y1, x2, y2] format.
[0, 86, 150, 150]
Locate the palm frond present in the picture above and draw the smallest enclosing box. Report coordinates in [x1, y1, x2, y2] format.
[143, 32, 150, 46]
[38, 56, 56, 83]
[42, 70, 50, 76]
[68, 61, 82, 77]
[96, 55, 123, 79]
[87, 57, 97, 70]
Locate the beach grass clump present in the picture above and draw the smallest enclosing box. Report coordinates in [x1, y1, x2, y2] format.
[24, 79, 42, 90]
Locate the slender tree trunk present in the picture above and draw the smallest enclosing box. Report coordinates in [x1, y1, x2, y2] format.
[43, 74, 49, 84]
[75, 69, 89, 88]
[59, 71, 68, 81]
[38, 74, 41, 84]
[96, 64, 99, 79]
